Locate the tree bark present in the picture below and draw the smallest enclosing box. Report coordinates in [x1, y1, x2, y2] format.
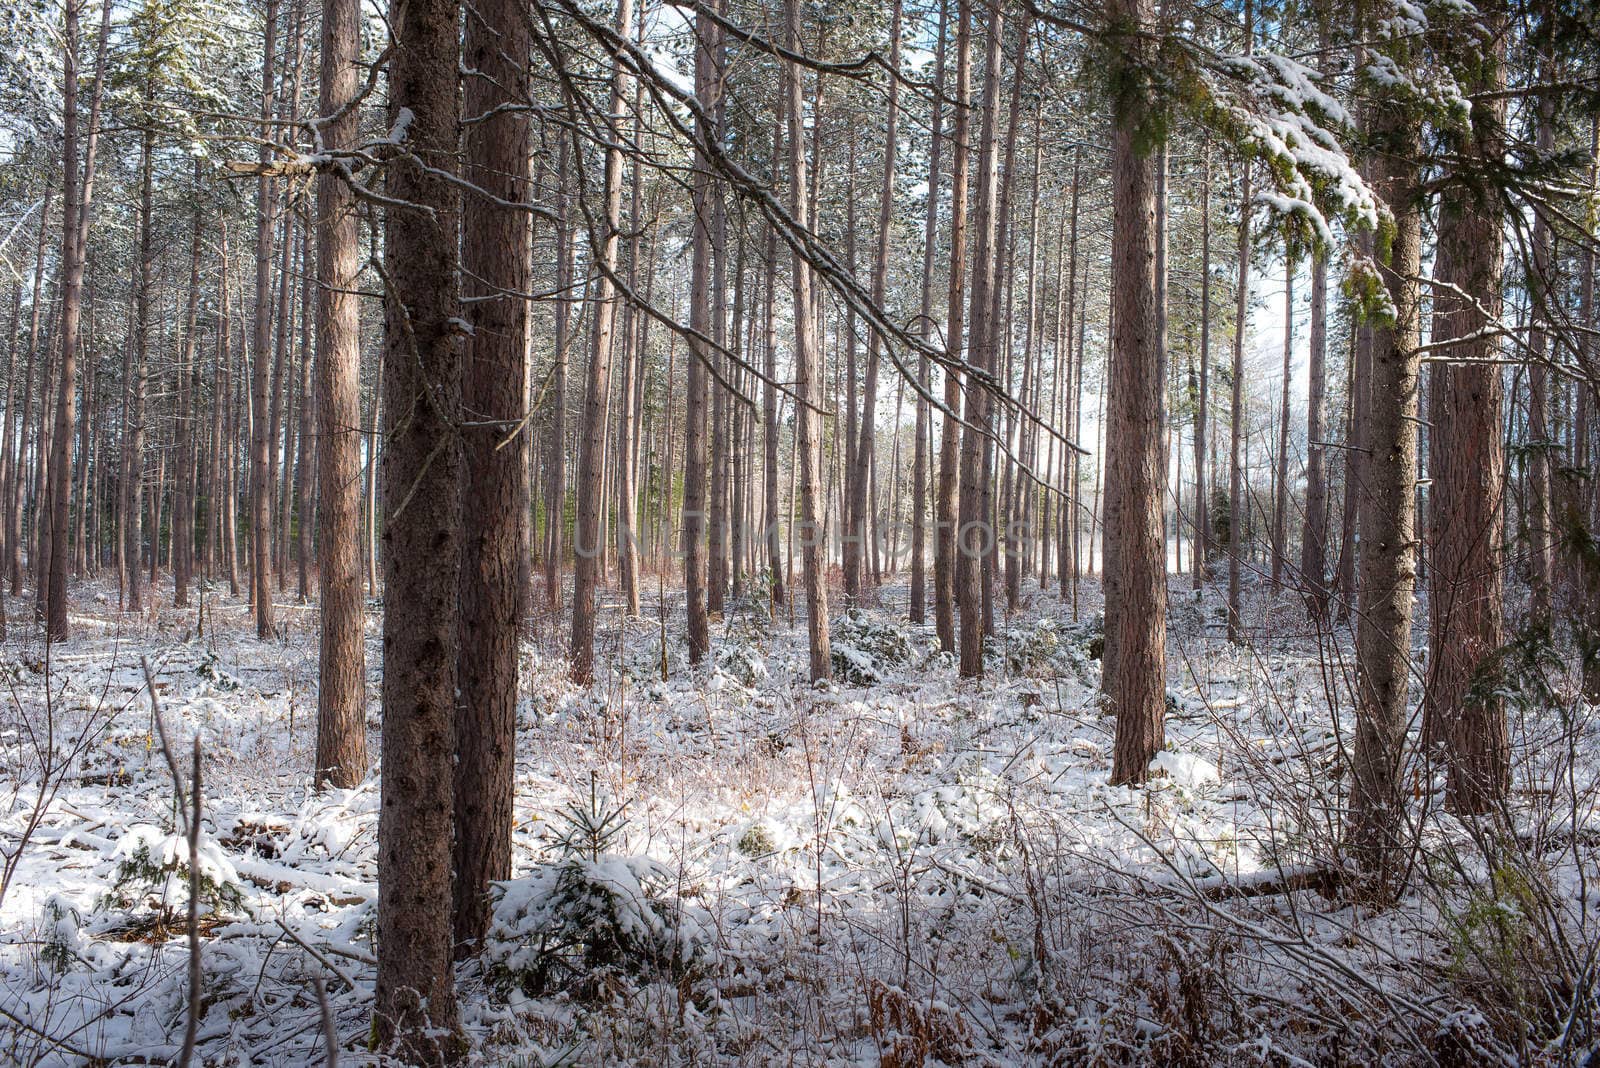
[1227, 159, 1251, 643]
[45, 0, 110, 640]
[312, 0, 368, 794]
[374, 0, 464, 1048]
[570, 0, 634, 683]
[1426, 7, 1508, 815]
[1271, 255, 1294, 592]
[784, 0, 831, 682]
[1102, 0, 1166, 784]
[454, 0, 532, 951]
[249, 0, 280, 639]
[1348, 74, 1425, 901]
[1301, 248, 1330, 620]
[935, 0, 971, 655]
[955, 1, 1005, 678]
[683, 4, 717, 665]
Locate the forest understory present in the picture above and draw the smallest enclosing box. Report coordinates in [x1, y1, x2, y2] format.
[2, 570, 1593, 1066]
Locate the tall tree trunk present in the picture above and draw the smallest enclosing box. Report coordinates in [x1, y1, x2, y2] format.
[683, 5, 717, 665]
[1526, 76, 1556, 629]
[454, 0, 533, 951]
[125, 106, 156, 616]
[45, 0, 110, 640]
[249, 0, 280, 639]
[1192, 147, 1211, 590]
[174, 175, 203, 609]
[1058, 153, 1081, 599]
[1271, 256, 1294, 592]
[374, 0, 464, 1049]
[1102, 0, 1166, 784]
[1348, 69, 1425, 901]
[763, 204, 784, 607]
[544, 145, 572, 610]
[1227, 159, 1251, 643]
[570, 0, 634, 683]
[849, 0, 902, 609]
[294, 215, 315, 602]
[10, 188, 50, 595]
[911, 0, 947, 625]
[312, 0, 368, 793]
[935, 0, 971, 655]
[956, 2, 1005, 678]
[1426, 6, 1508, 814]
[1301, 248, 1330, 620]
[784, 0, 831, 682]
[615, 74, 645, 619]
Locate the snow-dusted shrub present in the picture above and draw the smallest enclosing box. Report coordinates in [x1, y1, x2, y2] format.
[715, 641, 769, 687]
[39, 896, 83, 975]
[999, 614, 1102, 680]
[831, 608, 914, 685]
[194, 650, 242, 691]
[485, 784, 703, 999]
[485, 854, 702, 999]
[97, 824, 245, 930]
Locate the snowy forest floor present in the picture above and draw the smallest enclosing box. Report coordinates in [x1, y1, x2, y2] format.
[2, 571, 1597, 1066]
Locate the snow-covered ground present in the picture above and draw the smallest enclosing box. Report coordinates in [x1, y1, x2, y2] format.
[2, 575, 1596, 1065]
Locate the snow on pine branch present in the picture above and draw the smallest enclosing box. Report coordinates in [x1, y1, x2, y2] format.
[1188, 44, 1383, 251]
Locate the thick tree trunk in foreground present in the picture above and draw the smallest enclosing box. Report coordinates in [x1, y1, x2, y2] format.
[312, 0, 368, 794]
[1102, 0, 1166, 785]
[374, 0, 464, 1050]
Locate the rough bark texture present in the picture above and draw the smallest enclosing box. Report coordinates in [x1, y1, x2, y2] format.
[312, 0, 367, 794]
[1102, 0, 1166, 785]
[1426, 11, 1508, 815]
[455, 0, 532, 949]
[373, 0, 464, 1050]
[1348, 88, 1424, 900]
